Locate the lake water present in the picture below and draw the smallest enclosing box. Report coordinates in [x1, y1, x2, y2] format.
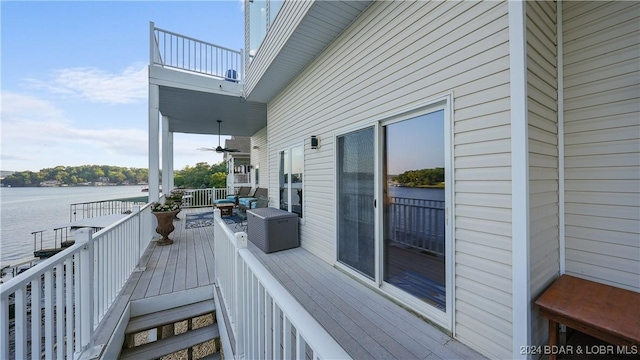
[0, 186, 146, 264]
[0, 185, 443, 265]
[388, 186, 445, 201]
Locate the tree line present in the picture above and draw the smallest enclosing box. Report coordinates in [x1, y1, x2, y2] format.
[1, 165, 149, 187]
[392, 167, 445, 187]
[1, 161, 228, 188]
[174, 162, 227, 189]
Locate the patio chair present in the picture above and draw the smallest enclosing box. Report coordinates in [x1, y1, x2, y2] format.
[238, 187, 268, 211]
[214, 186, 251, 205]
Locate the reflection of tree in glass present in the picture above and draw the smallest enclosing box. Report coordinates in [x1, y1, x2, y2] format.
[393, 167, 444, 187]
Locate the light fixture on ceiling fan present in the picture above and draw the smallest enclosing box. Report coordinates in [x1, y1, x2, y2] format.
[197, 120, 240, 153]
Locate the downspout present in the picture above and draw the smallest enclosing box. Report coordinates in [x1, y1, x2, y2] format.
[557, 0, 566, 275]
[509, 1, 531, 358]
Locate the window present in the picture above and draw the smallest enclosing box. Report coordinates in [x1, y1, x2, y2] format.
[249, 0, 284, 62]
[279, 144, 303, 217]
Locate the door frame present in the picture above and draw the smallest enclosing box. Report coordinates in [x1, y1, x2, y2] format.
[334, 93, 455, 332]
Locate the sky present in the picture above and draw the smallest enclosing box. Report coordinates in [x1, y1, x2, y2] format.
[1, 0, 245, 172]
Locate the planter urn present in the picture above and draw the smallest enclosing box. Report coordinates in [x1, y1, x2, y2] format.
[153, 210, 179, 246]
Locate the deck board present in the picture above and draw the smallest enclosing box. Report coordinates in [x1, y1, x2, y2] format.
[185, 222, 199, 289]
[173, 221, 189, 292]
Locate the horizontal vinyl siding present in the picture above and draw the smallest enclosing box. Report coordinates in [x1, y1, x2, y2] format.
[266, 1, 512, 358]
[563, 1, 640, 291]
[527, 0, 559, 349]
[251, 127, 267, 188]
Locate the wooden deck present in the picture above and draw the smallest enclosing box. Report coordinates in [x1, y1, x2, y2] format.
[95, 207, 481, 359]
[130, 209, 216, 300]
[249, 242, 481, 360]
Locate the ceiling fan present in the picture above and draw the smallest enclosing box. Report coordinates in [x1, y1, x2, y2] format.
[198, 120, 241, 153]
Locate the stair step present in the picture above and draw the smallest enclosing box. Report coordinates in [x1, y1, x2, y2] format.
[126, 300, 215, 335]
[119, 324, 220, 360]
[200, 352, 223, 360]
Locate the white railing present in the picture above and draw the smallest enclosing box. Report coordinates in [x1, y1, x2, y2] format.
[231, 173, 251, 185]
[69, 197, 148, 222]
[150, 22, 244, 82]
[181, 188, 228, 208]
[0, 204, 153, 359]
[213, 210, 351, 360]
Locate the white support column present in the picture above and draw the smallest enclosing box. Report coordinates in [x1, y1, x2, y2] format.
[161, 115, 174, 194]
[149, 82, 160, 203]
[509, 1, 531, 358]
[168, 131, 174, 191]
[230, 157, 235, 189]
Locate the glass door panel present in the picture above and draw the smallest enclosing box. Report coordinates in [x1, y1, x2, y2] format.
[337, 127, 375, 279]
[383, 110, 446, 311]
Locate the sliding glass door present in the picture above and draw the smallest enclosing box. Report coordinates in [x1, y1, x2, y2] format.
[337, 127, 375, 279]
[336, 100, 451, 324]
[382, 110, 447, 311]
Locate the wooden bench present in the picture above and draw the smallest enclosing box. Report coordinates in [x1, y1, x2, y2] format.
[535, 274, 640, 360]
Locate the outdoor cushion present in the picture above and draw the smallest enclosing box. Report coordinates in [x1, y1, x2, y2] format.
[238, 197, 256, 208]
[214, 198, 235, 205]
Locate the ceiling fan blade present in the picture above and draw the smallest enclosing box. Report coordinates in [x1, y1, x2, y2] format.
[224, 148, 241, 153]
[197, 147, 217, 151]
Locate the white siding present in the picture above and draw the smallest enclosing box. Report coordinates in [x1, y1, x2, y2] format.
[266, 1, 513, 358]
[251, 127, 268, 188]
[563, 1, 640, 291]
[526, 0, 560, 348]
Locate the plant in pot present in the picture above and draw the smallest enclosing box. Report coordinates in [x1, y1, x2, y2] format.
[165, 189, 185, 220]
[151, 201, 180, 246]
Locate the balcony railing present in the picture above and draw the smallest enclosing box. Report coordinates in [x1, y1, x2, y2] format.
[213, 210, 351, 359]
[150, 22, 244, 82]
[228, 173, 251, 185]
[342, 194, 445, 256]
[180, 188, 228, 208]
[69, 197, 148, 222]
[0, 204, 153, 359]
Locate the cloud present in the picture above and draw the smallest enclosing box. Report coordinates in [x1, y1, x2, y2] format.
[25, 64, 147, 104]
[1, 91, 148, 170]
[1, 92, 226, 172]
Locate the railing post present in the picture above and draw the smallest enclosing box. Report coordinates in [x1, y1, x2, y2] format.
[149, 21, 155, 64]
[235, 231, 247, 358]
[133, 205, 142, 260]
[76, 228, 94, 352]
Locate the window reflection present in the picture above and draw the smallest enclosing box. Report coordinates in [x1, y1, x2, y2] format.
[249, 0, 285, 62]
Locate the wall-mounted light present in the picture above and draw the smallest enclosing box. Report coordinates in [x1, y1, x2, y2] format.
[311, 135, 319, 149]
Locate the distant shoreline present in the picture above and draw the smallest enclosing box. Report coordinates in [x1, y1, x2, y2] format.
[395, 183, 445, 189]
[1, 184, 146, 188]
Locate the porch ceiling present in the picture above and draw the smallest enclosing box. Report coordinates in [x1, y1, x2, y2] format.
[159, 86, 266, 136]
[245, 0, 372, 103]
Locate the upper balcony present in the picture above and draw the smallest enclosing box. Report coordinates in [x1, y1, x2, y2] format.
[148, 23, 266, 138]
[244, 0, 372, 103]
[151, 24, 244, 83]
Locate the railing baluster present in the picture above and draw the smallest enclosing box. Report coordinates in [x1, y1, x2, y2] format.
[0, 296, 8, 359]
[265, 294, 273, 359]
[44, 270, 54, 359]
[296, 332, 305, 360]
[283, 317, 292, 360]
[31, 277, 41, 360]
[15, 288, 27, 359]
[66, 257, 75, 358]
[273, 303, 282, 359]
